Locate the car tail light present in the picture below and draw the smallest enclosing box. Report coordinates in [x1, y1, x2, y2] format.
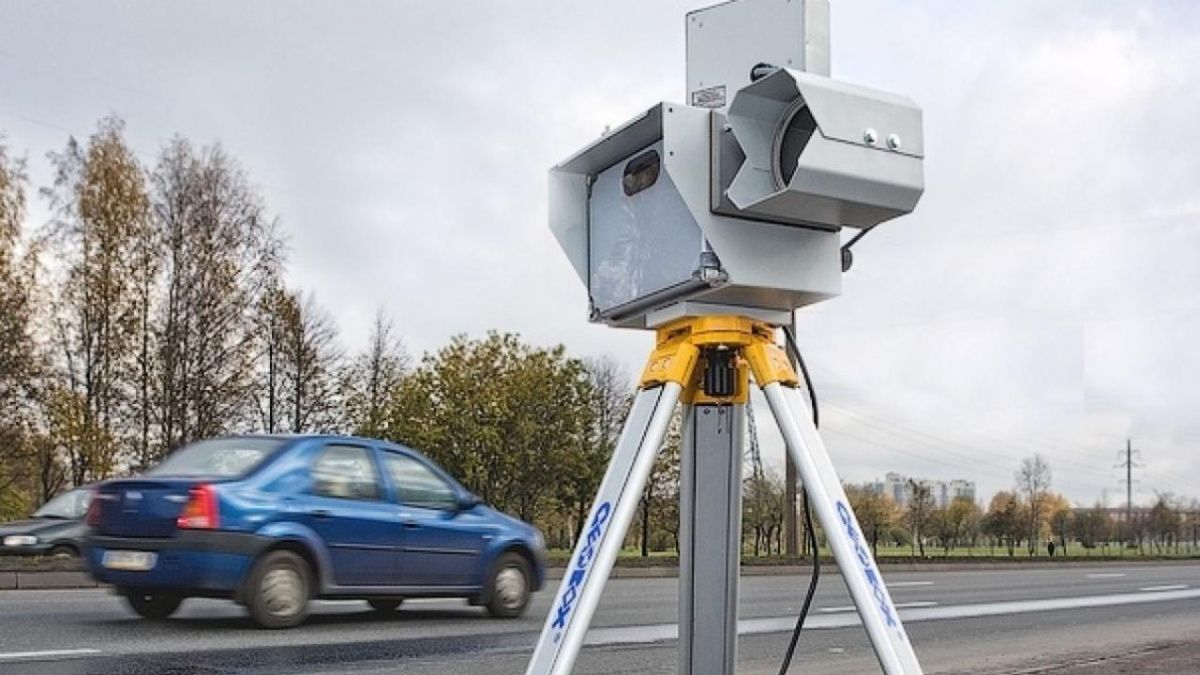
[86, 489, 101, 528]
[177, 484, 220, 529]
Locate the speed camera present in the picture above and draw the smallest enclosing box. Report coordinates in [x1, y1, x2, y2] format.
[548, 30, 925, 329]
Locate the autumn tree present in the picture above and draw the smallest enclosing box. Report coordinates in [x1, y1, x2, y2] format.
[1045, 493, 1072, 555]
[904, 479, 935, 556]
[384, 333, 594, 526]
[984, 490, 1025, 556]
[340, 309, 409, 437]
[0, 139, 41, 516]
[846, 484, 896, 557]
[42, 117, 149, 483]
[932, 496, 982, 554]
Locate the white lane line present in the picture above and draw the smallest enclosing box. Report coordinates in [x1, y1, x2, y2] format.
[820, 601, 938, 613]
[1140, 584, 1188, 592]
[888, 581, 935, 588]
[1086, 573, 1126, 579]
[579, 588, 1200, 648]
[0, 649, 101, 660]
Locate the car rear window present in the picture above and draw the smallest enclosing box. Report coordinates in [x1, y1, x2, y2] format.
[149, 438, 284, 478]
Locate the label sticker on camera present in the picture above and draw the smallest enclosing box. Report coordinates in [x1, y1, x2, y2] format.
[691, 85, 726, 108]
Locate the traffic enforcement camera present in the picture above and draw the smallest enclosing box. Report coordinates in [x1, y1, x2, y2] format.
[549, 67, 924, 327]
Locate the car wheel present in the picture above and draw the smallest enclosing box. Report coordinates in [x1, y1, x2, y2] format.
[125, 591, 183, 620]
[49, 545, 79, 559]
[486, 552, 531, 618]
[247, 550, 311, 629]
[367, 598, 403, 613]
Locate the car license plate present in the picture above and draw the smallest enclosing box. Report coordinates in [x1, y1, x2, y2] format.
[102, 550, 157, 571]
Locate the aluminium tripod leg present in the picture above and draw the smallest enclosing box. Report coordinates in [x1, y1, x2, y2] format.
[761, 382, 924, 675]
[526, 383, 683, 675]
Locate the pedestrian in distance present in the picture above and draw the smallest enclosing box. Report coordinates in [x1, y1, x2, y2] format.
[1047, 539, 1056, 557]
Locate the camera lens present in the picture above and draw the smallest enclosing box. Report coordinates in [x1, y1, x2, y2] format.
[771, 99, 817, 189]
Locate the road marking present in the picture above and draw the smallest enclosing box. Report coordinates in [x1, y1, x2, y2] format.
[820, 601, 937, 613]
[888, 581, 935, 587]
[579, 588, 1200, 648]
[0, 649, 101, 660]
[1140, 585, 1188, 592]
[1086, 573, 1126, 579]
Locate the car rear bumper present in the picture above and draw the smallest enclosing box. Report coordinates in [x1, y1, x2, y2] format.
[85, 531, 270, 595]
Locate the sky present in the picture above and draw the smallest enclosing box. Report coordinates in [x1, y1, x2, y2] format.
[1, 1, 1198, 507]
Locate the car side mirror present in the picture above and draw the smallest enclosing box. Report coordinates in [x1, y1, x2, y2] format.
[457, 493, 480, 511]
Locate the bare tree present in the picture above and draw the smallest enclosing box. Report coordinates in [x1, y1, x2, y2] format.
[152, 139, 277, 454]
[558, 356, 630, 540]
[340, 309, 409, 437]
[1016, 454, 1053, 556]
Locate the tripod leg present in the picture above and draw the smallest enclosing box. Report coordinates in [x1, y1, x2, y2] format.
[678, 403, 743, 675]
[526, 383, 683, 675]
[761, 382, 924, 675]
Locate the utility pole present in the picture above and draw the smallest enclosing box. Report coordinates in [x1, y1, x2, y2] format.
[1125, 438, 1132, 530]
[1116, 438, 1142, 546]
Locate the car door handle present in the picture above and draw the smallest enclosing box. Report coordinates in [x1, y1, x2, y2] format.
[402, 519, 420, 529]
[309, 509, 332, 520]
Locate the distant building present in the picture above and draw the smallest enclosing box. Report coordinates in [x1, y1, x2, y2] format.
[869, 472, 976, 508]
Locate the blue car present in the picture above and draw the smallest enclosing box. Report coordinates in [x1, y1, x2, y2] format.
[85, 435, 546, 628]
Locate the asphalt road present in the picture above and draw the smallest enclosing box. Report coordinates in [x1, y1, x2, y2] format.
[1, 562, 1198, 674]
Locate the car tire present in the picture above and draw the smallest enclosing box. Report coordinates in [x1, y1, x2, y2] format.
[247, 550, 311, 629]
[125, 591, 183, 620]
[485, 552, 532, 619]
[367, 598, 403, 613]
[49, 545, 79, 559]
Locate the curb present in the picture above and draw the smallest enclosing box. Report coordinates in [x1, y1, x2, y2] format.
[0, 570, 99, 590]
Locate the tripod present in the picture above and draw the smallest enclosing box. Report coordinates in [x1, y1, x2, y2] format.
[525, 315, 923, 675]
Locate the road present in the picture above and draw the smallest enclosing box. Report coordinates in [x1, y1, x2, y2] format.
[1, 562, 1198, 674]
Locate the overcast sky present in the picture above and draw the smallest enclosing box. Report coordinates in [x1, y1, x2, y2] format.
[2, 1, 1198, 507]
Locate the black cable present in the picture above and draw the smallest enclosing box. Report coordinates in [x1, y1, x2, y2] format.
[779, 489, 819, 674]
[841, 224, 876, 253]
[778, 325, 820, 674]
[781, 326, 818, 427]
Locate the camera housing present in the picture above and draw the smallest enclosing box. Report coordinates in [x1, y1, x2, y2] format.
[548, 70, 924, 328]
[717, 67, 924, 230]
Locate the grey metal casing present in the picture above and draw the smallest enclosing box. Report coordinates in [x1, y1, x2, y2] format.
[686, 0, 824, 111]
[549, 103, 841, 327]
[720, 68, 925, 230]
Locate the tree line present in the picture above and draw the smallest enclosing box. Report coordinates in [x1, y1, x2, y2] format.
[839, 454, 1199, 558]
[3, 118, 1196, 557]
[0, 118, 628, 540]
